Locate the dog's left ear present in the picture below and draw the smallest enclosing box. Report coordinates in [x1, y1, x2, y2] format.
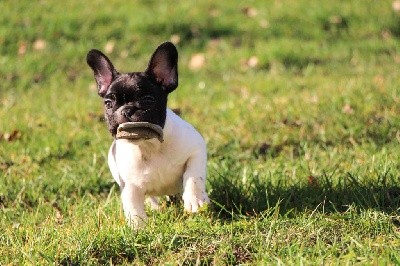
[145, 42, 178, 93]
[87, 49, 118, 97]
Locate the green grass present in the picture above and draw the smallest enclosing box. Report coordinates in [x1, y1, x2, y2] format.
[1, 0, 400, 264]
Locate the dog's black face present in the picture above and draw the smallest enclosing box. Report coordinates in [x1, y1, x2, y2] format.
[86, 42, 178, 136]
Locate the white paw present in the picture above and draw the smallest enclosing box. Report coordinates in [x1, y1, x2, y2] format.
[182, 191, 210, 213]
[125, 212, 147, 229]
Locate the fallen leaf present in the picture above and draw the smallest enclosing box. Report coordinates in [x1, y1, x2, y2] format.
[104, 40, 115, 54]
[12, 223, 20, 229]
[33, 39, 46, 50]
[242, 7, 258, 17]
[348, 137, 357, 146]
[189, 53, 205, 70]
[309, 95, 319, 104]
[2, 130, 21, 142]
[33, 74, 43, 83]
[329, 15, 343, 25]
[342, 103, 354, 114]
[308, 175, 319, 188]
[52, 202, 63, 224]
[0, 161, 13, 170]
[247, 56, 259, 68]
[170, 34, 181, 45]
[198, 81, 206, 89]
[393, 0, 400, 13]
[18, 42, 27, 56]
[55, 210, 63, 224]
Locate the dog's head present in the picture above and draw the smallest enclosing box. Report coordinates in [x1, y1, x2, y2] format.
[86, 42, 178, 137]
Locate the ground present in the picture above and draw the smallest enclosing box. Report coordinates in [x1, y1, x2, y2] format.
[0, 0, 400, 264]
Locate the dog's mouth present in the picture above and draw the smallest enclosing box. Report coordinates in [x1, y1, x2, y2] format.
[116, 122, 164, 142]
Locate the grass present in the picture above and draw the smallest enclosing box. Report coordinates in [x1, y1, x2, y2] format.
[1, 0, 400, 264]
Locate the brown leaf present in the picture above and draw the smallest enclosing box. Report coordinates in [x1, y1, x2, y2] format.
[329, 15, 343, 25]
[242, 7, 258, 17]
[2, 130, 21, 142]
[33, 74, 43, 83]
[18, 42, 27, 56]
[393, 0, 400, 13]
[104, 40, 115, 54]
[309, 95, 319, 104]
[247, 56, 259, 68]
[189, 53, 205, 70]
[55, 210, 63, 224]
[0, 161, 13, 170]
[33, 39, 46, 50]
[52, 202, 63, 224]
[170, 34, 181, 45]
[342, 103, 354, 114]
[308, 175, 319, 188]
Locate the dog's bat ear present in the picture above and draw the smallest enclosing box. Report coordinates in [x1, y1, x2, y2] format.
[145, 42, 178, 93]
[86, 49, 118, 97]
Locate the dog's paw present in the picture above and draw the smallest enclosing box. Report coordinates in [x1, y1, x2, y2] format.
[126, 213, 147, 229]
[182, 191, 210, 213]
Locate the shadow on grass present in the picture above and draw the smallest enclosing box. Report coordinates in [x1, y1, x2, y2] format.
[208, 168, 400, 219]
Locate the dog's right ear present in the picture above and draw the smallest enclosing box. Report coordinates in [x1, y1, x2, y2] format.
[86, 49, 118, 97]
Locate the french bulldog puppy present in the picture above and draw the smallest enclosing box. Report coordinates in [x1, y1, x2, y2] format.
[86, 42, 209, 228]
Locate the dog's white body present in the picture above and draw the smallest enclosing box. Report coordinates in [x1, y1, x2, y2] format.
[108, 108, 209, 227]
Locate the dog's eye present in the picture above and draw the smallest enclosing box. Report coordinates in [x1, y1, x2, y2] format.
[140, 95, 156, 107]
[104, 99, 113, 109]
[135, 95, 156, 109]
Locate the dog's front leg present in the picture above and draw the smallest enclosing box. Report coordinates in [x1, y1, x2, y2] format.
[114, 140, 147, 228]
[182, 150, 210, 212]
[121, 184, 147, 228]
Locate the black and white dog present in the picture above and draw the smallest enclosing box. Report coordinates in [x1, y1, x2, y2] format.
[87, 42, 209, 228]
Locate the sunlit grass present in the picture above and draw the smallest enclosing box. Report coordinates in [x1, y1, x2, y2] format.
[1, 0, 399, 264]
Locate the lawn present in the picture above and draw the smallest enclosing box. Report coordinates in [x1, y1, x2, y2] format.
[1, 0, 400, 264]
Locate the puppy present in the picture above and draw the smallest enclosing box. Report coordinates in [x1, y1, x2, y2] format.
[86, 42, 209, 228]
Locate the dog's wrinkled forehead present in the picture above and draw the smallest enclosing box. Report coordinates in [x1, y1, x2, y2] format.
[107, 73, 153, 96]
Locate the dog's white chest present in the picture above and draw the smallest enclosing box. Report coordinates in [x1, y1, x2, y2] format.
[111, 139, 186, 196]
[107, 109, 206, 198]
